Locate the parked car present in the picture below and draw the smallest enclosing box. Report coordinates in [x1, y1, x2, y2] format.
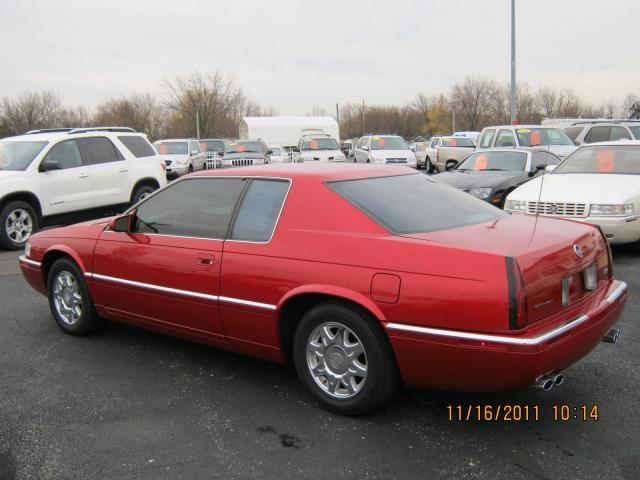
[221, 140, 269, 167]
[453, 131, 480, 144]
[354, 135, 416, 167]
[505, 142, 640, 245]
[294, 134, 346, 162]
[0, 127, 166, 250]
[20, 163, 626, 414]
[434, 148, 562, 207]
[153, 139, 205, 178]
[476, 125, 578, 160]
[200, 139, 227, 169]
[340, 140, 353, 158]
[409, 142, 429, 169]
[563, 121, 640, 146]
[425, 135, 475, 173]
[267, 145, 291, 164]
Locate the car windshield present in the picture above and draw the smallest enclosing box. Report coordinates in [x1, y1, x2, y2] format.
[552, 145, 640, 175]
[441, 137, 474, 147]
[226, 141, 264, 154]
[371, 137, 408, 150]
[301, 137, 339, 150]
[515, 128, 573, 146]
[329, 174, 505, 234]
[457, 151, 528, 171]
[0, 141, 48, 171]
[155, 142, 188, 155]
[200, 140, 225, 152]
[628, 126, 640, 139]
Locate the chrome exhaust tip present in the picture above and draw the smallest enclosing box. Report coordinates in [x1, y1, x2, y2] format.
[535, 377, 554, 391]
[603, 329, 620, 344]
[553, 374, 564, 386]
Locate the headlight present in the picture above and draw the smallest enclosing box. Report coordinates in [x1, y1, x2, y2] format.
[469, 188, 493, 200]
[176, 159, 189, 167]
[589, 204, 635, 216]
[505, 199, 527, 211]
[24, 242, 31, 258]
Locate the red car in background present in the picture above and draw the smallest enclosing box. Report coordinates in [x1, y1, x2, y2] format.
[19, 164, 627, 415]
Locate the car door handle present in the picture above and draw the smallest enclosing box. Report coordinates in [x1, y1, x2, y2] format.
[119, 168, 128, 173]
[78, 173, 89, 178]
[196, 254, 215, 266]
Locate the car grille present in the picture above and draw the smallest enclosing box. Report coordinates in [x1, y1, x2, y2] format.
[232, 159, 255, 167]
[526, 201, 588, 217]
[385, 158, 407, 164]
[205, 152, 221, 169]
[282, 157, 303, 163]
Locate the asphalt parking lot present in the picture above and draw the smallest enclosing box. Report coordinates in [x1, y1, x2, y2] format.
[0, 245, 638, 480]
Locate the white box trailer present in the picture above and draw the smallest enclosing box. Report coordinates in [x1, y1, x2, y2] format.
[239, 116, 340, 154]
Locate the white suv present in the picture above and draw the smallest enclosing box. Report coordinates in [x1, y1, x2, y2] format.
[153, 138, 206, 178]
[0, 127, 167, 250]
[354, 135, 416, 167]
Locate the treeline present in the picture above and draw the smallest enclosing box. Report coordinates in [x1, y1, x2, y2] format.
[0, 71, 638, 141]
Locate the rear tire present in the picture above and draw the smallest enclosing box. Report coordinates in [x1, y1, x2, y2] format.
[293, 301, 399, 415]
[426, 157, 435, 174]
[131, 184, 157, 204]
[0, 200, 39, 250]
[47, 258, 105, 336]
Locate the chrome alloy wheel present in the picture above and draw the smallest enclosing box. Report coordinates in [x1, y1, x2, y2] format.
[53, 271, 83, 325]
[138, 191, 152, 201]
[5, 208, 33, 244]
[306, 322, 368, 399]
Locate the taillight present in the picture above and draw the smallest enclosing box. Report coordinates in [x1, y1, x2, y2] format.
[506, 256, 528, 329]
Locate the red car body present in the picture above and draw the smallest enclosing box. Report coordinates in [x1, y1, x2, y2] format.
[19, 164, 627, 392]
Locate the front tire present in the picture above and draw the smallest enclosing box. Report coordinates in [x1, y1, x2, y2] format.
[0, 200, 38, 250]
[293, 302, 399, 415]
[47, 258, 105, 336]
[426, 157, 435, 174]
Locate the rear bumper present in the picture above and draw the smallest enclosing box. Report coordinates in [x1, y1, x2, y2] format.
[386, 280, 627, 391]
[166, 166, 190, 179]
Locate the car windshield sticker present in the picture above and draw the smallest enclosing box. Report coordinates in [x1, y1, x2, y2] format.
[237, 144, 245, 153]
[375, 138, 385, 148]
[200, 142, 207, 151]
[516, 129, 531, 133]
[474, 155, 488, 170]
[596, 150, 615, 172]
[450, 139, 457, 147]
[158, 144, 168, 154]
[310, 141, 318, 150]
[531, 131, 542, 146]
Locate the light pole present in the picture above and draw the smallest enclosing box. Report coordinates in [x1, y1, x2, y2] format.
[510, 0, 518, 125]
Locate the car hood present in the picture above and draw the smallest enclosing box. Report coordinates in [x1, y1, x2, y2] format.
[299, 150, 344, 160]
[371, 150, 413, 158]
[161, 154, 189, 160]
[224, 152, 265, 160]
[0, 170, 26, 182]
[508, 173, 640, 204]
[434, 170, 525, 189]
[546, 145, 578, 158]
[32, 216, 113, 241]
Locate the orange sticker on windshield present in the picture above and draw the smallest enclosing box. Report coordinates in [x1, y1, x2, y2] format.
[237, 145, 245, 153]
[310, 141, 318, 150]
[450, 139, 457, 147]
[531, 131, 542, 146]
[200, 143, 207, 151]
[474, 155, 488, 170]
[158, 145, 168, 154]
[596, 150, 614, 172]
[377, 138, 385, 147]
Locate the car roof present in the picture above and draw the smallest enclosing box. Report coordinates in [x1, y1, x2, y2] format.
[577, 140, 640, 147]
[1, 130, 145, 142]
[155, 138, 195, 143]
[472, 148, 536, 154]
[190, 162, 415, 182]
[483, 125, 559, 130]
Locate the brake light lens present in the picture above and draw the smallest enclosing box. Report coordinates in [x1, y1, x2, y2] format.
[583, 263, 597, 291]
[506, 257, 528, 329]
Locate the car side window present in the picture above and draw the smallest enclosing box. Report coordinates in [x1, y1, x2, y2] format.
[79, 137, 124, 165]
[132, 178, 245, 239]
[479, 129, 496, 148]
[230, 180, 289, 242]
[584, 126, 609, 144]
[43, 140, 83, 169]
[495, 129, 516, 147]
[118, 136, 157, 158]
[189, 141, 200, 154]
[532, 151, 561, 167]
[564, 127, 583, 142]
[610, 126, 631, 141]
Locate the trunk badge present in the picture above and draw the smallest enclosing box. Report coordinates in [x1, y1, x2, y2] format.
[574, 244, 584, 258]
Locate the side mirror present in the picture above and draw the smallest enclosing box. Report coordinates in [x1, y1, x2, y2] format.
[361, 146, 369, 151]
[39, 159, 61, 172]
[445, 163, 456, 171]
[535, 164, 546, 171]
[112, 212, 134, 233]
[266, 149, 273, 155]
[218, 151, 224, 157]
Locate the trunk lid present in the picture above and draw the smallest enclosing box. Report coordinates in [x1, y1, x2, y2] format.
[400, 214, 610, 326]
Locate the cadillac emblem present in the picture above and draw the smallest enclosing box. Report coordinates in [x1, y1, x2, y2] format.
[573, 244, 584, 258]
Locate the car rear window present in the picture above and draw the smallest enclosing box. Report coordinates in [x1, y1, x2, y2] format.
[118, 136, 156, 158]
[442, 137, 474, 147]
[329, 174, 505, 234]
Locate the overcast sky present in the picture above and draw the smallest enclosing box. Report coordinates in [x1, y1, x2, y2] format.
[1, 0, 638, 115]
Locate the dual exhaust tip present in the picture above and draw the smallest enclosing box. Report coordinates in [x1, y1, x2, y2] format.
[534, 329, 620, 392]
[535, 373, 564, 392]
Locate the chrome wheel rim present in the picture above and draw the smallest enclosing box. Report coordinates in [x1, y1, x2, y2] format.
[138, 191, 151, 201]
[5, 208, 33, 244]
[306, 322, 368, 399]
[53, 271, 83, 325]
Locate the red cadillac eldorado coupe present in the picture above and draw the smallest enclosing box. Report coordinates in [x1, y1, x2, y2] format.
[19, 164, 627, 415]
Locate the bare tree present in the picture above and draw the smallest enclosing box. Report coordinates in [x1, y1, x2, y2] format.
[0, 90, 62, 134]
[308, 105, 328, 116]
[93, 93, 165, 139]
[450, 76, 493, 130]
